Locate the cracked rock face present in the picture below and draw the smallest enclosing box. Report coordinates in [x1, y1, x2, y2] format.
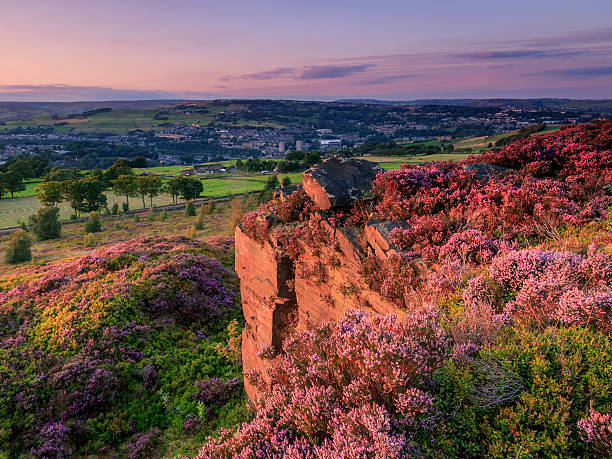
[302, 156, 382, 210]
[462, 162, 508, 180]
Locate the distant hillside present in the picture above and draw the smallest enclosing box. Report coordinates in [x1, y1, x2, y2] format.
[336, 98, 612, 112]
[0, 100, 184, 122]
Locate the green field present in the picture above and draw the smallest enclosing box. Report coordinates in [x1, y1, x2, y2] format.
[358, 152, 470, 170]
[453, 125, 561, 152]
[0, 102, 283, 134]
[0, 171, 304, 228]
[0, 153, 471, 228]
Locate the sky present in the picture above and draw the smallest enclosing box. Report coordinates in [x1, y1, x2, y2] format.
[1, 0, 612, 101]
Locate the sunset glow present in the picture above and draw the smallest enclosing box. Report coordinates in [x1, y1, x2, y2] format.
[1, 0, 611, 101]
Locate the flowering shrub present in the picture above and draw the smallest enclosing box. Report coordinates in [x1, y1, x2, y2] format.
[578, 402, 612, 456]
[192, 309, 450, 457]
[486, 246, 611, 329]
[466, 119, 612, 180]
[0, 236, 245, 457]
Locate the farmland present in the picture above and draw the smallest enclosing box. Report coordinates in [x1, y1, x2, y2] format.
[0, 102, 284, 134]
[0, 171, 303, 228]
[0, 152, 473, 228]
[454, 124, 561, 152]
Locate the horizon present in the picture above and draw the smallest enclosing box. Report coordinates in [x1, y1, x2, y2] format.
[2, 1, 612, 102]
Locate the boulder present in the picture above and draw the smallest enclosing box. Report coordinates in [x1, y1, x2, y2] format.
[302, 156, 382, 210]
[462, 162, 508, 180]
[365, 220, 409, 260]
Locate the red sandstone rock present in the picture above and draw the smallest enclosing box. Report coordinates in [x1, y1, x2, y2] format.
[235, 225, 297, 400]
[236, 218, 405, 400]
[365, 220, 409, 260]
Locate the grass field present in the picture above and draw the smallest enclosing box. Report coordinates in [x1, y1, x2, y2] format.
[0, 153, 471, 228]
[0, 171, 304, 228]
[453, 125, 561, 152]
[0, 199, 251, 276]
[0, 103, 284, 134]
[358, 152, 470, 170]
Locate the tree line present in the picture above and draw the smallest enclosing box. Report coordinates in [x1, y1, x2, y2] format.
[35, 159, 204, 217]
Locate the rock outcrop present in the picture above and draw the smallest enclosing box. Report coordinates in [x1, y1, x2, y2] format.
[462, 162, 508, 180]
[302, 156, 382, 210]
[237, 158, 408, 400]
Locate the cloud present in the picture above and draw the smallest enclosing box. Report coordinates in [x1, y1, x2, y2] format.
[456, 49, 586, 60]
[242, 67, 296, 80]
[364, 74, 427, 85]
[299, 64, 374, 79]
[0, 84, 224, 102]
[220, 64, 376, 83]
[524, 66, 612, 78]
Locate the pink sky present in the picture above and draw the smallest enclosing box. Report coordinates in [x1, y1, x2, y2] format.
[1, 1, 612, 101]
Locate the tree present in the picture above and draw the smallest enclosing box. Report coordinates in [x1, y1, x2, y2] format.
[185, 201, 196, 216]
[178, 177, 203, 201]
[44, 167, 80, 182]
[28, 206, 61, 240]
[129, 156, 149, 168]
[164, 177, 183, 204]
[136, 175, 162, 208]
[79, 177, 107, 213]
[7, 158, 35, 178]
[103, 159, 133, 184]
[166, 176, 203, 202]
[112, 175, 138, 209]
[144, 175, 162, 207]
[4, 229, 31, 263]
[35, 181, 64, 207]
[62, 179, 87, 217]
[0, 171, 25, 198]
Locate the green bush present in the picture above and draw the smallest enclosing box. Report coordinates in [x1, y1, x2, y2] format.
[134, 214, 140, 223]
[194, 216, 204, 230]
[28, 206, 61, 240]
[111, 203, 119, 215]
[148, 214, 156, 222]
[83, 233, 96, 247]
[4, 229, 32, 264]
[160, 210, 168, 221]
[85, 212, 102, 233]
[429, 327, 612, 458]
[114, 222, 121, 229]
[122, 202, 129, 213]
[185, 201, 196, 216]
[70, 214, 78, 221]
[205, 199, 216, 215]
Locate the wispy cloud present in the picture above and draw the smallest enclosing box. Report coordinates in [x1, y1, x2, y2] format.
[456, 49, 586, 60]
[299, 64, 374, 79]
[524, 66, 612, 78]
[220, 64, 375, 82]
[242, 67, 297, 80]
[364, 74, 427, 85]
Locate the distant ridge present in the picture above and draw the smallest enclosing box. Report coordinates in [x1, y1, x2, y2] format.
[0, 100, 185, 122]
[335, 98, 612, 112]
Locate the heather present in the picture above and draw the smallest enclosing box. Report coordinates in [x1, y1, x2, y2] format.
[216, 120, 611, 457]
[0, 236, 247, 457]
